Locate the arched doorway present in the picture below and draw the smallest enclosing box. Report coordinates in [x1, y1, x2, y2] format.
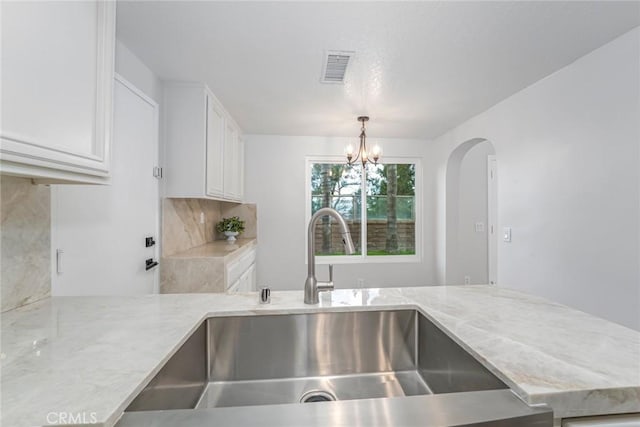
[445, 138, 497, 285]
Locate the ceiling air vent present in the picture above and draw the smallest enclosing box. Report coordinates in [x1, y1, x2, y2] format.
[320, 51, 355, 84]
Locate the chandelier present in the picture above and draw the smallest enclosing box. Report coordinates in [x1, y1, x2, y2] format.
[345, 116, 382, 167]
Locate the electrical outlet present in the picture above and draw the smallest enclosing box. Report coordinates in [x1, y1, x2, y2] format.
[56, 249, 64, 274]
[200, 212, 205, 224]
[464, 276, 471, 285]
[503, 227, 512, 242]
[357, 278, 365, 288]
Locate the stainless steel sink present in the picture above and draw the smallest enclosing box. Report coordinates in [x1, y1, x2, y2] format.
[120, 310, 552, 426]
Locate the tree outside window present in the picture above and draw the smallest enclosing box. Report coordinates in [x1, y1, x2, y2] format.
[309, 160, 417, 260]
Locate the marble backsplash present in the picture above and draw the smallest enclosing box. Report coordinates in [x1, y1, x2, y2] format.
[162, 198, 257, 256]
[1, 176, 51, 312]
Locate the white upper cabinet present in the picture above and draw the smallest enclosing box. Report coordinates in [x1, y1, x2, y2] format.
[164, 82, 243, 201]
[0, 1, 115, 183]
[206, 95, 225, 198]
[223, 121, 241, 201]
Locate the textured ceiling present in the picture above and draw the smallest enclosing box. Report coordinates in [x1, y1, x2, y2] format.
[116, 1, 640, 139]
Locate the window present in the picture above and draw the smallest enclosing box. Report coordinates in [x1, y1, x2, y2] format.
[306, 158, 420, 263]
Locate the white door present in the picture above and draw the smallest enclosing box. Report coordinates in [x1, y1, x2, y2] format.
[487, 156, 497, 285]
[52, 76, 159, 295]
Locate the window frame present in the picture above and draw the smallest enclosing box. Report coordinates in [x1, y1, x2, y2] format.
[304, 155, 422, 265]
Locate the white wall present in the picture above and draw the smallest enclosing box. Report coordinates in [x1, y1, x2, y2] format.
[115, 40, 163, 103]
[432, 27, 640, 330]
[453, 141, 494, 285]
[244, 135, 436, 291]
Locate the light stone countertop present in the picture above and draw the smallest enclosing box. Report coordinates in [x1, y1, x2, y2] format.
[1, 286, 639, 426]
[163, 238, 256, 259]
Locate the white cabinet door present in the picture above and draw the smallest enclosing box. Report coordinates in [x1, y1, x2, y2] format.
[52, 77, 159, 295]
[206, 95, 225, 197]
[237, 270, 248, 292]
[228, 279, 240, 293]
[163, 83, 207, 198]
[225, 248, 256, 292]
[247, 263, 256, 291]
[223, 122, 240, 200]
[238, 137, 245, 200]
[0, 1, 115, 183]
[236, 264, 255, 292]
[164, 82, 243, 201]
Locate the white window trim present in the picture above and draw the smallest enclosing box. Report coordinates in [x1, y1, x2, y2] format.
[304, 155, 422, 265]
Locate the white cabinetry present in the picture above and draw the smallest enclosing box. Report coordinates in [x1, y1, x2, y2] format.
[223, 122, 242, 200]
[206, 94, 225, 197]
[226, 248, 256, 292]
[164, 82, 243, 201]
[0, 1, 115, 183]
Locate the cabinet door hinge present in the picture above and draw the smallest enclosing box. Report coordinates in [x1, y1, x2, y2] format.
[153, 166, 163, 179]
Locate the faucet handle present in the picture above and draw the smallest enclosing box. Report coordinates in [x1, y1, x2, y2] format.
[328, 264, 333, 283]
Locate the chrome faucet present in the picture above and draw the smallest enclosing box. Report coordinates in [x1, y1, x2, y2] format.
[305, 207, 356, 304]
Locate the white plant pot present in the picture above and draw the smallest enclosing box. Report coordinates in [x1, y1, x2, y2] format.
[224, 231, 239, 242]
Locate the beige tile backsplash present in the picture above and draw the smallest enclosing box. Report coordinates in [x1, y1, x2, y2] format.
[162, 198, 257, 256]
[1, 176, 51, 312]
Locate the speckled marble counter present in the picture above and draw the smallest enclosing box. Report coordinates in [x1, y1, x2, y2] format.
[2, 286, 639, 426]
[160, 238, 256, 293]
[165, 238, 256, 259]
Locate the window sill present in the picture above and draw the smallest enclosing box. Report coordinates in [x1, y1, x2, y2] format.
[312, 254, 422, 265]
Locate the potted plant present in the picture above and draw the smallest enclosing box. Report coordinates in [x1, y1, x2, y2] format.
[216, 216, 245, 242]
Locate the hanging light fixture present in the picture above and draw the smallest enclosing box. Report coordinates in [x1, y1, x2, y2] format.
[345, 116, 382, 167]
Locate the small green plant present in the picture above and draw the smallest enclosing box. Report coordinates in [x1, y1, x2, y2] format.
[216, 216, 245, 234]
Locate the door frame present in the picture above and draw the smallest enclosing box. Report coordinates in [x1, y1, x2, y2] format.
[487, 155, 497, 285]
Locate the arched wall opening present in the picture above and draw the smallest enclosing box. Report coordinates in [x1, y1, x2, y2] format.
[445, 138, 496, 285]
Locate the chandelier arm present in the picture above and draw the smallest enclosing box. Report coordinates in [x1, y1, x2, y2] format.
[346, 115, 379, 167]
[360, 125, 372, 167]
[348, 148, 361, 165]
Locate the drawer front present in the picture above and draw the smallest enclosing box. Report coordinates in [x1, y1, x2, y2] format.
[226, 248, 256, 289]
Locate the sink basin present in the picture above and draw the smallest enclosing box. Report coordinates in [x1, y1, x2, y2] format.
[121, 310, 552, 426]
[126, 310, 507, 410]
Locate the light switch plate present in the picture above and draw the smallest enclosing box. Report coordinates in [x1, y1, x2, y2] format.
[503, 227, 512, 242]
[475, 222, 484, 232]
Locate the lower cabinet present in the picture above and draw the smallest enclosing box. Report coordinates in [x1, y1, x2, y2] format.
[228, 264, 256, 293]
[226, 248, 257, 292]
[160, 241, 256, 294]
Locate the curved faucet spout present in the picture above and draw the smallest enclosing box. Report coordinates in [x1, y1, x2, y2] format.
[305, 208, 355, 304]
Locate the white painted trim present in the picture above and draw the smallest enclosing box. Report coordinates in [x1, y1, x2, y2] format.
[114, 73, 159, 109]
[487, 155, 497, 285]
